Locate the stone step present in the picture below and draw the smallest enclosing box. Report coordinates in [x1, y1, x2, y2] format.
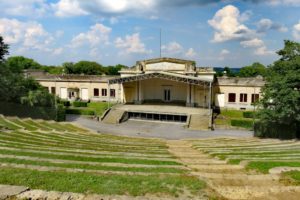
[213, 186, 300, 200]
[102, 109, 125, 124]
[188, 114, 211, 130]
[189, 164, 244, 171]
[191, 172, 280, 181]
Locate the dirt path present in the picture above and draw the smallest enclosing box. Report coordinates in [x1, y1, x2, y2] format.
[167, 140, 300, 200]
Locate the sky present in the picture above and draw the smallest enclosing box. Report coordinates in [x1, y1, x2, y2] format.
[0, 0, 300, 68]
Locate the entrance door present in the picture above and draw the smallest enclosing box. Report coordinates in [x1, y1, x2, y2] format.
[164, 89, 171, 102]
[81, 88, 89, 101]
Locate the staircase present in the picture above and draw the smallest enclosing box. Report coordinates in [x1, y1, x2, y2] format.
[102, 109, 126, 124]
[167, 140, 300, 200]
[188, 114, 211, 130]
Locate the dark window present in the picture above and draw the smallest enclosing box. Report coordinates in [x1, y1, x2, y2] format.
[228, 93, 236, 103]
[101, 89, 107, 97]
[51, 87, 56, 94]
[240, 93, 247, 102]
[110, 89, 116, 98]
[251, 94, 259, 103]
[94, 88, 99, 97]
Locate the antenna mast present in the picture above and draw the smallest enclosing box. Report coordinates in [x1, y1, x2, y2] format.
[160, 28, 162, 58]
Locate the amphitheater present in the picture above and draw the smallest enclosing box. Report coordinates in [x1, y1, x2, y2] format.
[0, 114, 300, 200]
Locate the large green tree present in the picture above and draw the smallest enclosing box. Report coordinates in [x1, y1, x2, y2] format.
[6, 56, 41, 73]
[239, 62, 267, 77]
[0, 36, 9, 62]
[257, 40, 300, 138]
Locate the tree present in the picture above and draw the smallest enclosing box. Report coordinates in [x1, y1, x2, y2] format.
[6, 56, 41, 73]
[106, 64, 127, 75]
[0, 36, 9, 62]
[256, 40, 300, 139]
[239, 62, 267, 77]
[63, 61, 105, 75]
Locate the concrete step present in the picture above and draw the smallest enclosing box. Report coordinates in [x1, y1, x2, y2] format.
[102, 109, 125, 124]
[188, 114, 211, 130]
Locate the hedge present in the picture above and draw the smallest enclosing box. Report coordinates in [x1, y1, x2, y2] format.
[66, 108, 95, 116]
[72, 101, 88, 107]
[0, 101, 65, 122]
[254, 121, 297, 139]
[243, 111, 255, 118]
[231, 119, 253, 129]
[60, 100, 71, 107]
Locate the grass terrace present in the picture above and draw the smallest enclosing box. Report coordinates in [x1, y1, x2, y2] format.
[191, 137, 300, 182]
[0, 115, 206, 198]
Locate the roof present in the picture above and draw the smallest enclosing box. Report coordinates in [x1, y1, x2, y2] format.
[109, 71, 213, 86]
[30, 73, 119, 82]
[216, 76, 265, 87]
[138, 57, 195, 65]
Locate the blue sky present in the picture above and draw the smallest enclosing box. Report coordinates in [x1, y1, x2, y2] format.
[0, 0, 299, 67]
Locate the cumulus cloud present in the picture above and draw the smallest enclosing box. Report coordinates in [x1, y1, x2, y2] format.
[185, 48, 197, 58]
[114, 33, 151, 54]
[293, 20, 300, 40]
[218, 49, 230, 60]
[71, 23, 112, 48]
[0, 18, 53, 51]
[208, 5, 254, 42]
[161, 42, 183, 55]
[240, 38, 264, 48]
[0, 0, 49, 17]
[257, 18, 288, 33]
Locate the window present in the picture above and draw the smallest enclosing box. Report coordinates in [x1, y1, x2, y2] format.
[101, 89, 107, 97]
[228, 93, 236, 103]
[240, 93, 248, 102]
[251, 94, 259, 103]
[51, 87, 56, 94]
[110, 89, 116, 98]
[94, 88, 99, 97]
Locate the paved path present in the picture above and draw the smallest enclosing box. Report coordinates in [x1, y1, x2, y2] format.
[66, 115, 253, 140]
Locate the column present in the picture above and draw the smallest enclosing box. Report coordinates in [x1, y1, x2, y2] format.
[138, 80, 143, 104]
[191, 85, 195, 107]
[186, 84, 191, 107]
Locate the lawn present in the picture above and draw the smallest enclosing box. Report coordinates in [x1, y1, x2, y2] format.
[0, 115, 206, 198]
[65, 102, 113, 116]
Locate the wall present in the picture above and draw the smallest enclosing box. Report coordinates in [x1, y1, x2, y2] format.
[214, 85, 261, 110]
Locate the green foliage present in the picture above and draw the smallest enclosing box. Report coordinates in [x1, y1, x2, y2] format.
[238, 62, 267, 77]
[254, 121, 296, 139]
[247, 161, 300, 174]
[6, 56, 41, 73]
[0, 36, 9, 62]
[106, 64, 127, 75]
[63, 61, 105, 75]
[72, 101, 88, 107]
[21, 90, 55, 107]
[56, 104, 66, 122]
[243, 111, 255, 118]
[59, 100, 71, 107]
[231, 119, 253, 129]
[257, 40, 300, 139]
[42, 65, 64, 74]
[66, 108, 95, 115]
[221, 110, 244, 118]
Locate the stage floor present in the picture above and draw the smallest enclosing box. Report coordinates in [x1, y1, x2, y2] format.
[114, 104, 210, 115]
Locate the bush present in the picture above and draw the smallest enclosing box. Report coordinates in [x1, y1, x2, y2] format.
[243, 111, 255, 118]
[56, 104, 66, 122]
[66, 108, 94, 115]
[254, 121, 296, 139]
[231, 119, 253, 129]
[60, 100, 71, 107]
[73, 101, 88, 107]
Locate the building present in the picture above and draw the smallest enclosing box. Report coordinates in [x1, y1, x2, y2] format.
[28, 57, 265, 130]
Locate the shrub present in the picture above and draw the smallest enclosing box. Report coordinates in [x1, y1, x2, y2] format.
[231, 119, 253, 129]
[60, 100, 71, 107]
[66, 108, 94, 116]
[254, 121, 296, 139]
[56, 104, 66, 122]
[243, 111, 255, 118]
[73, 101, 88, 107]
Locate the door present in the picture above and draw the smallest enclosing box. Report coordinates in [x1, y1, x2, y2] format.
[60, 88, 67, 99]
[163, 89, 171, 102]
[81, 88, 89, 101]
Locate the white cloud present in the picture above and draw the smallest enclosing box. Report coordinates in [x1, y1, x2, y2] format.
[114, 33, 151, 54]
[53, 47, 63, 55]
[293, 20, 300, 40]
[185, 48, 197, 58]
[0, 18, 53, 51]
[0, 0, 49, 17]
[208, 5, 254, 42]
[254, 46, 274, 56]
[257, 18, 288, 33]
[52, 0, 88, 17]
[109, 17, 119, 24]
[267, 0, 300, 6]
[161, 42, 183, 55]
[71, 23, 112, 48]
[240, 38, 264, 48]
[218, 49, 230, 60]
